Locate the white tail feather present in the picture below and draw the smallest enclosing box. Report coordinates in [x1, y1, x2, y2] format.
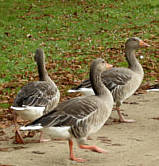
[67, 89, 78, 93]
[11, 105, 45, 112]
[68, 88, 94, 96]
[11, 105, 45, 121]
[20, 125, 43, 131]
[11, 106, 25, 110]
[147, 89, 159, 92]
[79, 88, 94, 92]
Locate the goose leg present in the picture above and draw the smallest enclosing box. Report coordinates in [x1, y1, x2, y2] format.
[13, 112, 24, 144]
[79, 144, 107, 153]
[69, 140, 86, 162]
[24, 131, 50, 143]
[116, 107, 135, 123]
[39, 131, 50, 142]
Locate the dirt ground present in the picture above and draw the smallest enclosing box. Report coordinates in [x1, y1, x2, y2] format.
[0, 91, 159, 166]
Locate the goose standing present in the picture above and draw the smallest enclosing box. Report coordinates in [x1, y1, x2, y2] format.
[20, 58, 114, 162]
[68, 37, 149, 123]
[11, 48, 60, 143]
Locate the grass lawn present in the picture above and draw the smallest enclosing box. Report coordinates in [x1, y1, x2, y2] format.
[0, 0, 159, 111]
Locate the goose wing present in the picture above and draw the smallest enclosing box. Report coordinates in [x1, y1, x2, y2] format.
[101, 67, 132, 91]
[74, 67, 132, 92]
[13, 81, 58, 107]
[27, 96, 99, 127]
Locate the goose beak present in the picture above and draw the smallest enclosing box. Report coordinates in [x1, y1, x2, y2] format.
[139, 40, 150, 47]
[106, 63, 113, 69]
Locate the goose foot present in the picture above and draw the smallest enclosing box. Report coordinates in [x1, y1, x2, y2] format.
[15, 130, 25, 144]
[116, 107, 136, 123]
[17, 131, 50, 144]
[24, 139, 50, 143]
[69, 140, 86, 162]
[119, 118, 136, 123]
[79, 144, 107, 153]
[70, 156, 86, 162]
[14, 116, 24, 144]
[118, 111, 136, 123]
[24, 131, 50, 143]
[39, 131, 51, 142]
[13, 112, 24, 144]
[40, 139, 51, 142]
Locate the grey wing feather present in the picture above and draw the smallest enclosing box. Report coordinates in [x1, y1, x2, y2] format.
[27, 96, 98, 127]
[13, 81, 58, 108]
[101, 67, 132, 91]
[74, 67, 132, 92]
[73, 79, 91, 89]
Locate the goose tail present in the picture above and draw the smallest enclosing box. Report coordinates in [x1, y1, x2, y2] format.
[20, 125, 43, 131]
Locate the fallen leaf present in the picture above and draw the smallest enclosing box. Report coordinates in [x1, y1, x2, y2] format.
[0, 130, 5, 136]
[4, 32, 10, 37]
[0, 148, 10, 152]
[151, 117, 159, 120]
[123, 101, 139, 105]
[97, 136, 111, 144]
[111, 143, 123, 146]
[32, 151, 45, 154]
[0, 137, 9, 141]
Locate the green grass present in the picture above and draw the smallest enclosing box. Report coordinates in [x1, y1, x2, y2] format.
[0, 103, 10, 109]
[0, 0, 159, 108]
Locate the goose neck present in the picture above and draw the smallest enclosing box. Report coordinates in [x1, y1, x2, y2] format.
[125, 49, 143, 74]
[90, 68, 110, 97]
[37, 61, 52, 83]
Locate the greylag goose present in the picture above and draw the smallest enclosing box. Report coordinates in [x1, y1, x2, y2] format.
[20, 58, 114, 162]
[68, 37, 150, 123]
[11, 48, 60, 143]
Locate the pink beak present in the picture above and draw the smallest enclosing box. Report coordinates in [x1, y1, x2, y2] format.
[106, 63, 113, 69]
[139, 40, 150, 47]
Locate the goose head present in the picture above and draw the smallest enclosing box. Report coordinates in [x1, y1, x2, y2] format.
[125, 37, 150, 50]
[90, 58, 112, 74]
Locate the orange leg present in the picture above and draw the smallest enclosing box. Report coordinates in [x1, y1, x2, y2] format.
[79, 144, 107, 153]
[13, 112, 24, 144]
[24, 131, 50, 143]
[69, 140, 86, 162]
[116, 107, 135, 123]
[39, 131, 50, 142]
